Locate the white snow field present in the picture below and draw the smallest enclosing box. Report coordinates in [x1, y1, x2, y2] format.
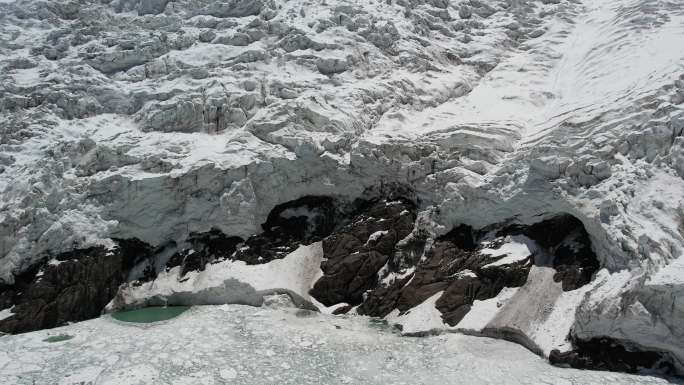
[0, 305, 679, 385]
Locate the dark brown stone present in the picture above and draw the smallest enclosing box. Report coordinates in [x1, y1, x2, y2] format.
[524, 214, 599, 291]
[0, 246, 130, 334]
[310, 199, 417, 307]
[550, 337, 677, 375]
[358, 225, 533, 326]
[167, 196, 350, 274]
[550, 231, 599, 291]
[166, 229, 243, 276]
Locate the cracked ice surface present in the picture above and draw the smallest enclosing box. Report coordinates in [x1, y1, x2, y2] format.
[0, 305, 678, 385]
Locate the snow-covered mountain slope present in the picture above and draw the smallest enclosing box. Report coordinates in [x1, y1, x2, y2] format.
[0, 304, 680, 385]
[1, 0, 684, 377]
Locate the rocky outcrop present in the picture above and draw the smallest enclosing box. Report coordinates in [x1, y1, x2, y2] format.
[0, 240, 150, 334]
[358, 223, 532, 323]
[165, 229, 243, 276]
[310, 199, 417, 307]
[550, 337, 677, 375]
[164, 196, 345, 276]
[311, 212, 600, 330]
[500, 215, 600, 291]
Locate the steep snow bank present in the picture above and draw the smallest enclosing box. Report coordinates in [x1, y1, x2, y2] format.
[108, 242, 324, 311]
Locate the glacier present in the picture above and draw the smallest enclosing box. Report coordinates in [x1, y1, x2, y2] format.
[1, 0, 684, 381]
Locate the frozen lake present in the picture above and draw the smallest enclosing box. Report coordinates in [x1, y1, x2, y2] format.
[111, 307, 191, 324]
[0, 305, 679, 385]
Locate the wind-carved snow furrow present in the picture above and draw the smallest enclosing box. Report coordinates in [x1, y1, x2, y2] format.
[527, 0, 684, 143]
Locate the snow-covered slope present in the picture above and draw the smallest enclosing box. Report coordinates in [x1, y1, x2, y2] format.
[107, 242, 324, 311]
[1, 0, 684, 377]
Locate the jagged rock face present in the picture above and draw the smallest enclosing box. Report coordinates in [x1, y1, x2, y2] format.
[310, 208, 599, 329]
[229, 196, 343, 264]
[165, 229, 243, 276]
[358, 224, 533, 323]
[310, 199, 417, 307]
[498, 215, 600, 291]
[0, 244, 144, 334]
[164, 196, 344, 274]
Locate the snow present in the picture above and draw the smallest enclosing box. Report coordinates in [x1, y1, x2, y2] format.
[456, 288, 519, 332]
[366, 230, 388, 244]
[532, 282, 598, 355]
[218, 368, 238, 381]
[0, 305, 674, 385]
[379, 266, 416, 286]
[0, 307, 14, 322]
[110, 243, 324, 310]
[481, 235, 536, 268]
[385, 291, 445, 335]
[58, 366, 105, 385]
[1, 0, 684, 375]
[454, 269, 477, 279]
[649, 258, 684, 287]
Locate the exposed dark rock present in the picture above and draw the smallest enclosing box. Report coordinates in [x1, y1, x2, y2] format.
[438, 258, 532, 326]
[357, 275, 412, 317]
[549, 232, 599, 291]
[0, 193, 602, 347]
[315, 212, 599, 329]
[331, 304, 354, 315]
[550, 337, 677, 375]
[310, 199, 417, 307]
[510, 214, 600, 290]
[114, 237, 155, 273]
[263, 196, 340, 243]
[256, 196, 338, 261]
[354, 221, 532, 325]
[165, 196, 348, 274]
[0, 241, 151, 334]
[166, 229, 243, 276]
[233, 196, 344, 265]
[0, 259, 46, 316]
[440, 224, 477, 251]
